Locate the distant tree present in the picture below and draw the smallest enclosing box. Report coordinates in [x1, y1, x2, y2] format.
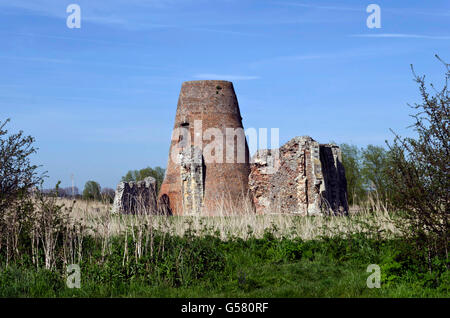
[0, 118, 45, 212]
[62, 186, 79, 197]
[360, 145, 393, 203]
[137, 167, 157, 181]
[56, 187, 67, 197]
[42, 186, 70, 197]
[386, 56, 449, 269]
[101, 187, 115, 203]
[121, 166, 165, 193]
[122, 170, 139, 183]
[339, 143, 365, 205]
[82, 181, 101, 200]
[153, 167, 166, 188]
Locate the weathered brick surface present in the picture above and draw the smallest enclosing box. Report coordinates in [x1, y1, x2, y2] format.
[158, 80, 250, 215]
[156, 80, 348, 216]
[112, 177, 158, 214]
[249, 136, 348, 216]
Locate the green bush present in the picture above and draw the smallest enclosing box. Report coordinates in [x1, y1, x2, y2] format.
[386, 56, 449, 271]
[82, 180, 101, 200]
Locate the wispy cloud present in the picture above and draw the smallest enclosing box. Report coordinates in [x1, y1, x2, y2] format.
[276, 2, 450, 18]
[248, 44, 418, 68]
[193, 74, 260, 81]
[350, 33, 450, 40]
[249, 48, 383, 67]
[186, 27, 260, 37]
[275, 2, 361, 12]
[0, 0, 344, 30]
[0, 31, 144, 47]
[0, 55, 71, 64]
[0, 0, 178, 29]
[0, 55, 165, 70]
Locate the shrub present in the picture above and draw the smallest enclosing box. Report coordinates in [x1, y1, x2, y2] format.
[386, 55, 449, 271]
[101, 187, 115, 203]
[83, 180, 101, 201]
[361, 145, 393, 205]
[339, 143, 365, 205]
[0, 118, 44, 212]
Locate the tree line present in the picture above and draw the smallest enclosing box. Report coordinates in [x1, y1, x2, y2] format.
[81, 166, 165, 202]
[40, 166, 165, 203]
[339, 143, 393, 206]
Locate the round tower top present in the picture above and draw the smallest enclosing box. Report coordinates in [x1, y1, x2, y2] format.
[176, 79, 240, 116]
[182, 80, 233, 87]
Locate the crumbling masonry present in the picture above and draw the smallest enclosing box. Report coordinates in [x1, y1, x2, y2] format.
[249, 136, 348, 216]
[115, 80, 349, 216]
[158, 80, 250, 215]
[112, 177, 158, 214]
[180, 146, 204, 215]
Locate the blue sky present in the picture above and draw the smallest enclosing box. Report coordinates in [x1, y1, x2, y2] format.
[1, 0, 449, 189]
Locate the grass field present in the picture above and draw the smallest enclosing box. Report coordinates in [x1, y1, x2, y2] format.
[0, 233, 448, 297]
[0, 198, 448, 298]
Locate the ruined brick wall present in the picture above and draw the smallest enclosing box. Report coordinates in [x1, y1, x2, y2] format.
[112, 177, 158, 214]
[158, 80, 250, 215]
[249, 136, 348, 216]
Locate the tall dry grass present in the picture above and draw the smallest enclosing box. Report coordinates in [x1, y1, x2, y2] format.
[0, 192, 398, 271]
[65, 193, 398, 241]
[0, 193, 85, 269]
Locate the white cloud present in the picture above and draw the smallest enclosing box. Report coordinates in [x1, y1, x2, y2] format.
[0, 55, 165, 71]
[0, 0, 341, 30]
[0, 55, 71, 64]
[0, 0, 179, 29]
[350, 33, 450, 40]
[277, 2, 450, 18]
[275, 2, 360, 12]
[193, 74, 260, 81]
[249, 48, 385, 67]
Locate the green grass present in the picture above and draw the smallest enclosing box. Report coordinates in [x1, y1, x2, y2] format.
[0, 231, 448, 297]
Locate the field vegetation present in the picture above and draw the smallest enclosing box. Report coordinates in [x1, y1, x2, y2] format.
[0, 57, 448, 297]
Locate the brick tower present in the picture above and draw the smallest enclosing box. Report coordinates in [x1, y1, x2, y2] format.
[158, 80, 250, 215]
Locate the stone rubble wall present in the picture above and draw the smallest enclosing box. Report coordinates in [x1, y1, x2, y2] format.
[112, 176, 158, 214]
[115, 80, 349, 217]
[249, 136, 348, 216]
